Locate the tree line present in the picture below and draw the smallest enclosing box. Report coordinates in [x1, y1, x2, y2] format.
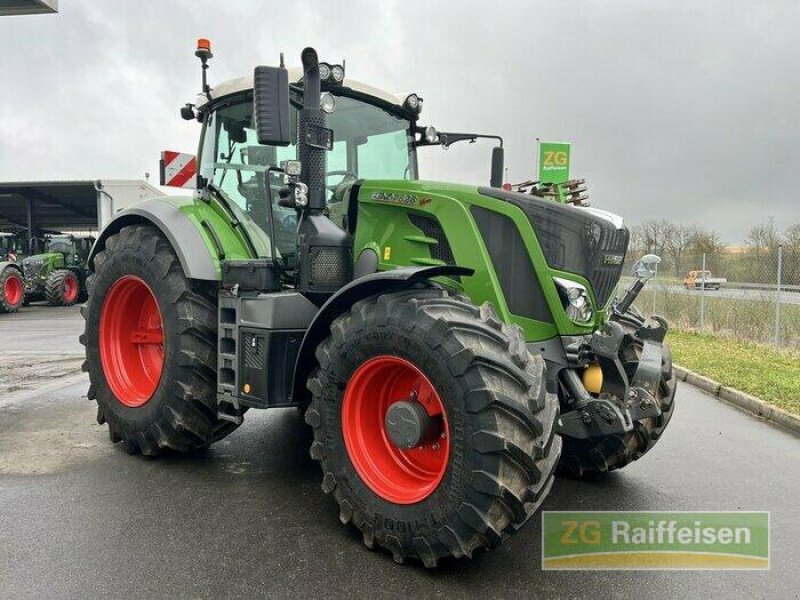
[627, 218, 800, 285]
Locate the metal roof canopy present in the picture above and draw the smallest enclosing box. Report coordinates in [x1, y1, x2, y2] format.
[0, 0, 58, 16]
[0, 181, 101, 233]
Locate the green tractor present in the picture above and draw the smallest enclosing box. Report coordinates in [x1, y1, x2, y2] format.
[82, 43, 676, 566]
[21, 234, 94, 306]
[0, 231, 26, 313]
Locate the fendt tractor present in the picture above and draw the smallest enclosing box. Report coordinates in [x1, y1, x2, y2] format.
[0, 231, 26, 313]
[21, 234, 94, 306]
[82, 41, 676, 566]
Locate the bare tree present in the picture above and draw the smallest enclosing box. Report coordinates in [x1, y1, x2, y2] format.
[665, 224, 693, 277]
[746, 217, 779, 253]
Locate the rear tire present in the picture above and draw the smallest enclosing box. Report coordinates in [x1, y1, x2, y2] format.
[558, 311, 677, 477]
[0, 266, 24, 313]
[81, 224, 240, 455]
[305, 288, 560, 566]
[45, 269, 81, 306]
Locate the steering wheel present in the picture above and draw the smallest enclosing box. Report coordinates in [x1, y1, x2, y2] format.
[326, 170, 358, 193]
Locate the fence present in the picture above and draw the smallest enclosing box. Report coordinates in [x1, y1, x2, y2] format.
[622, 245, 800, 349]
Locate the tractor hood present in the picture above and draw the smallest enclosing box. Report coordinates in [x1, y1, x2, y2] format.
[477, 187, 629, 307]
[22, 252, 59, 265]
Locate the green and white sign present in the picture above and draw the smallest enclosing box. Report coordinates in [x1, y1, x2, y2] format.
[537, 141, 571, 184]
[542, 511, 769, 570]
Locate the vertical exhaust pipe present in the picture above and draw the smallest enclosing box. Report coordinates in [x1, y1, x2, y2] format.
[295, 47, 353, 297]
[298, 47, 327, 212]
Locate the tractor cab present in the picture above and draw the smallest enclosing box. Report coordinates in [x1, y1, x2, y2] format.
[41, 234, 94, 267]
[195, 71, 419, 264]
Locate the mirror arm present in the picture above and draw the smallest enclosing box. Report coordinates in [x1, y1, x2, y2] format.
[264, 166, 285, 270]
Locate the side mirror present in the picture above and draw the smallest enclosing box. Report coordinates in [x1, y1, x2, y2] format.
[490, 146, 504, 188]
[253, 65, 291, 146]
[632, 254, 661, 282]
[180, 104, 195, 121]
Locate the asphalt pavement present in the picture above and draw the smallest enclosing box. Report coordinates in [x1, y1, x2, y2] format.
[0, 303, 84, 354]
[0, 306, 798, 599]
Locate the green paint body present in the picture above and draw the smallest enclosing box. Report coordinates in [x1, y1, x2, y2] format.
[158, 179, 612, 343]
[151, 194, 274, 278]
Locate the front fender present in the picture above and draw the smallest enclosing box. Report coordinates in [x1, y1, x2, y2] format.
[0, 261, 22, 275]
[89, 197, 232, 281]
[291, 265, 473, 404]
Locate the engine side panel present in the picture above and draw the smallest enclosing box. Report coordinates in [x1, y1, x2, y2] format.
[349, 179, 602, 341]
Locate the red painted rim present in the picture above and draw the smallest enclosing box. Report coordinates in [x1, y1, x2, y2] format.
[63, 274, 79, 303]
[4, 273, 23, 306]
[99, 276, 164, 408]
[342, 355, 449, 504]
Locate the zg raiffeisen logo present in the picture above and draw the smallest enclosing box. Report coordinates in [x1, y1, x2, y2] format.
[542, 511, 769, 570]
[537, 142, 571, 185]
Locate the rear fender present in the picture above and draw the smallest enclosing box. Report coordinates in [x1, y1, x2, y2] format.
[88, 197, 252, 281]
[290, 265, 474, 405]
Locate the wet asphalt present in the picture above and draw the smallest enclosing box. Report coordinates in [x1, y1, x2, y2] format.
[0, 306, 798, 599]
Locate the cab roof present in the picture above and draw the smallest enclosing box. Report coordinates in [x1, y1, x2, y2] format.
[196, 68, 407, 110]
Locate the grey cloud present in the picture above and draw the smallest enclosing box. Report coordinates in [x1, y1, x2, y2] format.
[1, 0, 796, 242]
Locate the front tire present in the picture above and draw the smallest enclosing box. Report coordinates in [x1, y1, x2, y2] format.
[305, 288, 560, 566]
[0, 267, 24, 313]
[45, 269, 81, 306]
[81, 224, 240, 455]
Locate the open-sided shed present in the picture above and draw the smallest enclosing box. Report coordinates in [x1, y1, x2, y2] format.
[0, 180, 162, 250]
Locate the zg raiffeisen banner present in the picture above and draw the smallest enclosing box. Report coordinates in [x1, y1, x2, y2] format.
[537, 141, 571, 184]
[542, 511, 769, 570]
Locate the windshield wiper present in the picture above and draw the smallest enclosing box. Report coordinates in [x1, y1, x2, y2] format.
[205, 183, 260, 258]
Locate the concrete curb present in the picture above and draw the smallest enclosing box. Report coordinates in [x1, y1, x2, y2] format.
[674, 365, 800, 437]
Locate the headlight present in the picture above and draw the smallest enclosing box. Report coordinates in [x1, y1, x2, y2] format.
[320, 92, 336, 114]
[424, 126, 438, 144]
[330, 64, 345, 83]
[553, 277, 593, 324]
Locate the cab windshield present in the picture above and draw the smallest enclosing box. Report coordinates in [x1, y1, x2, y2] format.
[199, 93, 416, 258]
[46, 238, 74, 255]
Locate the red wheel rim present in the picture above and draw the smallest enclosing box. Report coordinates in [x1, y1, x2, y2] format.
[63, 275, 78, 303]
[4, 274, 23, 306]
[342, 355, 449, 504]
[99, 276, 164, 407]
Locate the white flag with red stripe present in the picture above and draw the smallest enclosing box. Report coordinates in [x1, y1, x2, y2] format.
[160, 151, 197, 188]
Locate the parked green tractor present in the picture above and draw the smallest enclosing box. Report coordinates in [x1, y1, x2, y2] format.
[22, 234, 94, 306]
[82, 42, 676, 566]
[0, 231, 26, 313]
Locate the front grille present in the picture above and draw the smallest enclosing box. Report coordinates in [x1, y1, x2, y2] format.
[479, 187, 629, 306]
[590, 227, 629, 307]
[22, 261, 41, 280]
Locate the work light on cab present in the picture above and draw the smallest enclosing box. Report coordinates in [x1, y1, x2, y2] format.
[330, 64, 345, 83]
[404, 93, 423, 113]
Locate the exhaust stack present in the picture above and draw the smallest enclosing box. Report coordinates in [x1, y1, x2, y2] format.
[298, 47, 327, 212]
[295, 47, 353, 298]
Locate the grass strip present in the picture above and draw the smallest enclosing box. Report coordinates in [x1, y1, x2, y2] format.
[667, 329, 800, 416]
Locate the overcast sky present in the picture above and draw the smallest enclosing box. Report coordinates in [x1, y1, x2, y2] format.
[1, 0, 797, 242]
